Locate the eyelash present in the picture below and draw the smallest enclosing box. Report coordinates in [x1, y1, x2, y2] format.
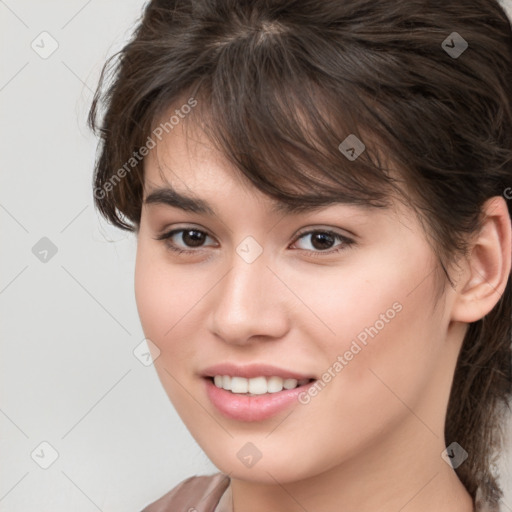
[154, 227, 355, 258]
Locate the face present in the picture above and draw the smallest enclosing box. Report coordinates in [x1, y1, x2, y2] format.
[134, 116, 462, 484]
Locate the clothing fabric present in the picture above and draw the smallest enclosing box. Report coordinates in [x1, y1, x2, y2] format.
[140, 472, 503, 512]
[141, 473, 232, 512]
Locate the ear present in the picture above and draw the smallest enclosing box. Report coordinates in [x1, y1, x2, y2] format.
[450, 196, 512, 323]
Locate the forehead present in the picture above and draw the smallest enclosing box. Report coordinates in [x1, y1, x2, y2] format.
[144, 133, 392, 220]
[143, 111, 402, 221]
[145, 115, 244, 186]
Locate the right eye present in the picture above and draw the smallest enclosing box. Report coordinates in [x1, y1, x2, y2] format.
[154, 227, 217, 255]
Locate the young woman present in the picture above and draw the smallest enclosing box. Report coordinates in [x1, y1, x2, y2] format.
[88, 0, 512, 510]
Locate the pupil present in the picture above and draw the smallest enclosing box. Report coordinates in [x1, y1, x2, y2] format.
[312, 232, 334, 250]
[183, 230, 205, 247]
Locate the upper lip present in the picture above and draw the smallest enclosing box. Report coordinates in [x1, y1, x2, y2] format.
[201, 363, 316, 381]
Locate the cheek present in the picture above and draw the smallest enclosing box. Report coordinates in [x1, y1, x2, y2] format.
[134, 243, 166, 341]
[287, 253, 417, 358]
[133, 240, 201, 411]
[315, 263, 444, 433]
[134, 239, 213, 366]
[296, 247, 443, 401]
[134, 241, 183, 346]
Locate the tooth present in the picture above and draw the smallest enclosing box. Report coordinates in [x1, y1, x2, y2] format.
[248, 376, 268, 395]
[231, 376, 249, 393]
[267, 376, 284, 393]
[283, 378, 298, 390]
[212, 375, 306, 393]
[222, 375, 231, 391]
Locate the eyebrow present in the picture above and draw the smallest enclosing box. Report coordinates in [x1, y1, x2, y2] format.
[143, 186, 379, 216]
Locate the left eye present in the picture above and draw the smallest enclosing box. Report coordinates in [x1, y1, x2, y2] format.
[154, 228, 354, 256]
[292, 229, 353, 254]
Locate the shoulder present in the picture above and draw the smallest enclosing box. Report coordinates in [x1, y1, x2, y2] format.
[141, 472, 231, 512]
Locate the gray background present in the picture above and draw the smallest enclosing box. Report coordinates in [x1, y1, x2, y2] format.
[1, 1, 511, 510]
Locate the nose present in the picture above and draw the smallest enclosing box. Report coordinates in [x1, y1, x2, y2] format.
[208, 249, 290, 346]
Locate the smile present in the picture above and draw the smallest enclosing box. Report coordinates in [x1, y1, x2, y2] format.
[212, 375, 313, 395]
[204, 377, 317, 422]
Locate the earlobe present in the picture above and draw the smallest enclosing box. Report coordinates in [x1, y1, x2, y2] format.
[450, 196, 512, 324]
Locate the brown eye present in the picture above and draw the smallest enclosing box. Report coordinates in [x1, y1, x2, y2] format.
[154, 226, 355, 258]
[180, 229, 207, 247]
[292, 230, 354, 256]
[308, 232, 336, 250]
[154, 228, 215, 254]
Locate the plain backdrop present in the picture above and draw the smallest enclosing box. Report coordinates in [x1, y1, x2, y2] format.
[1, 1, 511, 511]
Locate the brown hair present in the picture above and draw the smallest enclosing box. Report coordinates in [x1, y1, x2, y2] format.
[88, 0, 512, 506]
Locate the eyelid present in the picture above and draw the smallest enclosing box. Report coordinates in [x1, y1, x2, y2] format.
[154, 224, 353, 244]
[292, 224, 355, 240]
[154, 225, 217, 246]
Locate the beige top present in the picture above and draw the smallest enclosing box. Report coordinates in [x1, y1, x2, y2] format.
[140, 472, 502, 512]
[141, 473, 232, 512]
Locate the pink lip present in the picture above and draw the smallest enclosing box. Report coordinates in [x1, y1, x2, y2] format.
[200, 362, 315, 380]
[204, 377, 316, 422]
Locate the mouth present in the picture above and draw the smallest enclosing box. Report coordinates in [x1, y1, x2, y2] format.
[203, 376, 318, 422]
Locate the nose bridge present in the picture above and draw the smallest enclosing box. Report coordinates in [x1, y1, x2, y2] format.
[209, 242, 288, 343]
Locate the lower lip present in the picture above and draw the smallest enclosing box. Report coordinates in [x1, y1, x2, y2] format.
[204, 377, 316, 422]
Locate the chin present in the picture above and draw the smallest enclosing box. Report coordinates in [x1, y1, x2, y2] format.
[205, 443, 327, 485]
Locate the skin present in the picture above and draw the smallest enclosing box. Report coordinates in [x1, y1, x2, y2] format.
[134, 113, 511, 512]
